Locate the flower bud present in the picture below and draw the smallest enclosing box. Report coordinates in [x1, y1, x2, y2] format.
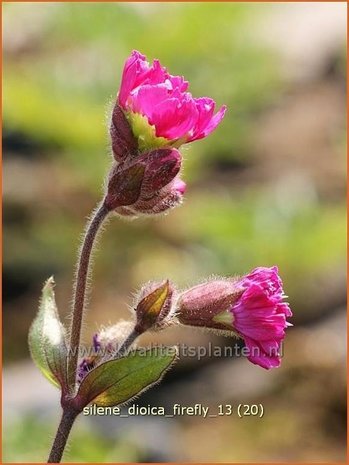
[95, 321, 135, 352]
[177, 267, 292, 370]
[77, 321, 135, 382]
[123, 177, 186, 216]
[141, 149, 181, 195]
[77, 356, 98, 383]
[105, 162, 145, 210]
[104, 148, 183, 215]
[105, 50, 227, 219]
[134, 280, 175, 333]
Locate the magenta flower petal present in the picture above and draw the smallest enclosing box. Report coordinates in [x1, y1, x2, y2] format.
[117, 50, 226, 147]
[172, 178, 186, 195]
[189, 104, 227, 142]
[118, 50, 151, 107]
[176, 266, 291, 369]
[130, 84, 170, 117]
[145, 59, 169, 85]
[231, 266, 291, 369]
[168, 75, 189, 92]
[190, 97, 215, 137]
[152, 97, 199, 140]
[243, 336, 281, 369]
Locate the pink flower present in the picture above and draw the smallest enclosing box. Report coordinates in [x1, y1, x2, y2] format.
[177, 266, 292, 370]
[118, 50, 226, 147]
[230, 266, 292, 369]
[107, 50, 226, 214]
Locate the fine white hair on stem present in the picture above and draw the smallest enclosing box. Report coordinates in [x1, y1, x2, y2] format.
[72, 202, 111, 308]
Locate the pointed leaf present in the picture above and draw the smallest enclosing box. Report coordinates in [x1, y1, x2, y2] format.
[28, 277, 67, 389]
[76, 347, 178, 407]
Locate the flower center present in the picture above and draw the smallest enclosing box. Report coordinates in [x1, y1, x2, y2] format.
[126, 112, 169, 152]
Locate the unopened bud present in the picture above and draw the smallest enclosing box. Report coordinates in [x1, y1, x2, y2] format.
[77, 356, 98, 383]
[96, 321, 135, 352]
[134, 280, 175, 333]
[104, 148, 183, 215]
[105, 162, 145, 210]
[141, 149, 181, 196]
[127, 177, 186, 216]
[78, 321, 135, 382]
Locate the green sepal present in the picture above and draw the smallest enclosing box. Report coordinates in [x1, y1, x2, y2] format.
[212, 309, 234, 327]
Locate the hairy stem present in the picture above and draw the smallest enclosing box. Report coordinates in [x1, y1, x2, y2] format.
[67, 201, 109, 392]
[116, 329, 140, 357]
[47, 408, 79, 463]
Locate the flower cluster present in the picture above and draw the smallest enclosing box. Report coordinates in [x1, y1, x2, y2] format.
[30, 49, 294, 464]
[79, 52, 291, 374]
[105, 50, 226, 217]
[78, 267, 291, 378]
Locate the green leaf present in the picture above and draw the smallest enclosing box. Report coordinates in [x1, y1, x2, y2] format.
[28, 277, 68, 389]
[77, 347, 178, 407]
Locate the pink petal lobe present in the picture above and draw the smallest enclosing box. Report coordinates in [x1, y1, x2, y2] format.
[189, 104, 227, 142]
[118, 50, 150, 108]
[117, 50, 226, 146]
[230, 266, 291, 369]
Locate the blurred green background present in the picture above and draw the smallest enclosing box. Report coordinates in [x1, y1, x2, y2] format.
[3, 2, 346, 463]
